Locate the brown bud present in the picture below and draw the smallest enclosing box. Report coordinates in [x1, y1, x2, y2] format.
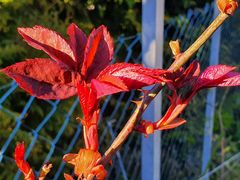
[169, 40, 181, 56]
[217, 0, 238, 15]
[146, 123, 154, 135]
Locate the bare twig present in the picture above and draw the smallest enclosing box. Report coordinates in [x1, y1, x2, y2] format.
[100, 12, 230, 166]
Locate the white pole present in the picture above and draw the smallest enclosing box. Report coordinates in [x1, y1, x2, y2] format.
[142, 0, 165, 180]
[201, 2, 221, 179]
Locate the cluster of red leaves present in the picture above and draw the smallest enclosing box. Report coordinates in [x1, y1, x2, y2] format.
[3, 2, 239, 176]
[136, 61, 240, 136]
[63, 149, 106, 180]
[2, 24, 170, 179]
[6, 21, 240, 178]
[1, 24, 169, 100]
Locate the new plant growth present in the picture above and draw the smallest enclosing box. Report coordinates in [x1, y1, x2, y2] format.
[1, 0, 240, 179]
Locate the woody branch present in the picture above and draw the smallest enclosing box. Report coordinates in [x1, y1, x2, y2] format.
[99, 10, 232, 165]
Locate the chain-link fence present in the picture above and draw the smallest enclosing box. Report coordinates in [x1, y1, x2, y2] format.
[161, 3, 214, 179]
[201, 6, 240, 180]
[0, 2, 239, 179]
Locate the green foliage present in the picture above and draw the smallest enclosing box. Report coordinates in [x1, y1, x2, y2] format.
[165, 0, 212, 16]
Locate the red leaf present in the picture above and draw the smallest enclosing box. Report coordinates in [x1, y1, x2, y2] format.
[84, 124, 99, 151]
[92, 165, 108, 180]
[77, 82, 99, 123]
[91, 79, 126, 98]
[194, 64, 240, 90]
[12, 74, 76, 99]
[1, 59, 78, 99]
[14, 142, 35, 180]
[15, 143, 25, 164]
[91, 74, 129, 98]
[18, 26, 77, 69]
[64, 173, 74, 180]
[97, 74, 128, 90]
[158, 118, 186, 130]
[93, 63, 169, 98]
[77, 83, 99, 150]
[63, 153, 78, 166]
[177, 60, 200, 88]
[2, 58, 79, 85]
[216, 71, 240, 86]
[82, 25, 114, 79]
[67, 23, 87, 67]
[166, 61, 200, 90]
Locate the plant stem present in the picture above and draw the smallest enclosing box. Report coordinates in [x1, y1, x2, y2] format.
[100, 12, 230, 166]
[169, 13, 228, 71]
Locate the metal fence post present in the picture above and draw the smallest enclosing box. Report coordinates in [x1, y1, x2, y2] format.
[201, 2, 221, 178]
[142, 0, 165, 180]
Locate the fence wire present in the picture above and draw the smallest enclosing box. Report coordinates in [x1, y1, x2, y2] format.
[206, 7, 240, 180]
[161, 3, 214, 180]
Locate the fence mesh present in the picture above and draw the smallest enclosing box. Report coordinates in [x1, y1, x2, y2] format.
[202, 7, 240, 180]
[0, 2, 239, 180]
[161, 3, 214, 179]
